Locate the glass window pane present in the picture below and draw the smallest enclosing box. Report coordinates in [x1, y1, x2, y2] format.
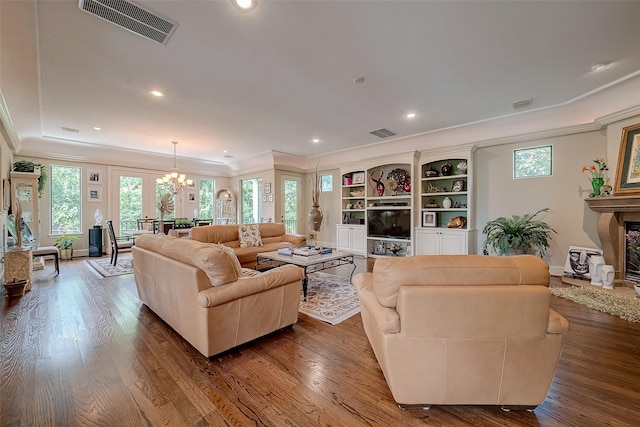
[50, 165, 82, 234]
[120, 176, 143, 232]
[514, 145, 552, 178]
[241, 178, 262, 224]
[320, 175, 333, 192]
[199, 179, 215, 219]
[284, 179, 298, 233]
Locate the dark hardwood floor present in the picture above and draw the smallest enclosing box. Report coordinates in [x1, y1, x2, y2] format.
[1, 256, 639, 426]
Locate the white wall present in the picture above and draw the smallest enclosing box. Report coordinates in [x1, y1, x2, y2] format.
[475, 130, 606, 273]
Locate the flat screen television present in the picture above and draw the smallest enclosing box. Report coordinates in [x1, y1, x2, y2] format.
[367, 209, 411, 240]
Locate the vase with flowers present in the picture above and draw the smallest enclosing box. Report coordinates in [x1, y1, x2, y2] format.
[581, 158, 608, 197]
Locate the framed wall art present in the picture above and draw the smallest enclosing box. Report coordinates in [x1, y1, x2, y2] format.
[451, 179, 465, 192]
[422, 211, 437, 227]
[614, 123, 640, 195]
[87, 187, 102, 202]
[87, 169, 101, 184]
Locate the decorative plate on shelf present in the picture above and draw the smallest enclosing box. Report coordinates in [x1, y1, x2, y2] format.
[386, 168, 411, 194]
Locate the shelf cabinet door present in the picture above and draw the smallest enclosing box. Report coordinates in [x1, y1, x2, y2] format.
[336, 224, 366, 256]
[416, 228, 468, 255]
[351, 226, 367, 254]
[336, 225, 352, 252]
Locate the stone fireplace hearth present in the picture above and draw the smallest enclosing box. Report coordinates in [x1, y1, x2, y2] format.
[585, 194, 640, 288]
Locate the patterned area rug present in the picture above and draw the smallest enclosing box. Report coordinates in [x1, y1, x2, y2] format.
[299, 272, 360, 325]
[86, 254, 133, 278]
[550, 286, 640, 322]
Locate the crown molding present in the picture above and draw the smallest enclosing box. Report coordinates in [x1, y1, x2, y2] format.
[0, 90, 21, 153]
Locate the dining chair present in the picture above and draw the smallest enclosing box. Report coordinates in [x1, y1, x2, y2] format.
[106, 220, 134, 266]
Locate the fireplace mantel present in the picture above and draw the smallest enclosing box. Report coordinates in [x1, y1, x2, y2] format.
[585, 195, 640, 287]
[585, 195, 640, 212]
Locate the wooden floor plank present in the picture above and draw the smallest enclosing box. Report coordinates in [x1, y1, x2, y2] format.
[2, 256, 640, 426]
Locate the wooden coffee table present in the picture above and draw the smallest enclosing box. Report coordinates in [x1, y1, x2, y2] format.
[256, 249, 356, 300]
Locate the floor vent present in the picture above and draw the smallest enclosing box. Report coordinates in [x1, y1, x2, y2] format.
[369, 128, 397, 139]
[78, 0, 178, 45]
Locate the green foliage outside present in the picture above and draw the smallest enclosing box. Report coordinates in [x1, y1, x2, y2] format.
[514, 146, 552, 178]
[284, 180, 300, 234]
[50, 165, 81, 234]
[119, 176, 143, 231]
[241, 178, 261, 223]
[199, 179, 214, 219]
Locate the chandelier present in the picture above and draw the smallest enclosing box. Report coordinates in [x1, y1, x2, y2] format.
[157, 141, 193, 195]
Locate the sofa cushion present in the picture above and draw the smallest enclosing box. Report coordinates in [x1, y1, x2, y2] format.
[373, 255, 550, 308]
[134, 234, 238, 287]
[239, 224, 263, 247]
[190, 224, 239, 245]
[212, 243, 243, 277]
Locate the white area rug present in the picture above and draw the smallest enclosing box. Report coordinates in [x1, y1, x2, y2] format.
[299, 272, 360, 325]
[550, 286, 640, 323]
[86, 254, 133, 278]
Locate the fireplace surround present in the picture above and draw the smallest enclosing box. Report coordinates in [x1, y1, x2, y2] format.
[585, 194, 640, 288]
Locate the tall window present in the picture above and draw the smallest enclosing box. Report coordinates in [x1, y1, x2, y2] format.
[241, 178, 262, 224]
[283, 178, 299, 233]
[514, 145, 553, 178]
[50, 165, 81, 234]
[199, 179, 215, 219]
[119, 176, 143, 232]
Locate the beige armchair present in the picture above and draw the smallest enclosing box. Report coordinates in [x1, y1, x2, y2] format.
[353, 255, 569, 410]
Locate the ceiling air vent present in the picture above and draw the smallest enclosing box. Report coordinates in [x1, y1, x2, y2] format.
[369, 128, 397, 139]
[512, 98, 533, 110]
[61, 126, 80, 133]
[78, 0, 178, 45]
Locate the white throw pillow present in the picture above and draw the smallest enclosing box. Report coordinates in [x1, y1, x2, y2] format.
[238, 224, 263, 248]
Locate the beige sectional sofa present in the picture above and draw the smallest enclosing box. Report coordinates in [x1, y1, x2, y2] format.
[190, 222, 306, 268]
[131, 233, 304, 357]
[353, 254, 569, 409]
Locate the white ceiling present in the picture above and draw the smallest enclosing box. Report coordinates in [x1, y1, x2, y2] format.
[3, 0, 640, 168]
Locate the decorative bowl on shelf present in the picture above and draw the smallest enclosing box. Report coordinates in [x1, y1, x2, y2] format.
[350, 191, 365, 197]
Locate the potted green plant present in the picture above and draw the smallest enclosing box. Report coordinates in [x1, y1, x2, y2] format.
[175, 218, 193, 229]
[11, 160, 47, 197]
[482, 208, 557, 257]
[54, 233, 79, 260]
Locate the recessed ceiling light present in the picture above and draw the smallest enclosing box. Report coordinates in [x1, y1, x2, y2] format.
[93, 127, 102, 131]
[232, 0, 256, 11]
[589, 62, 611, 72]
[406, 113, 416, 119]
[312, 138, 320, 143]
[149, 90, 164, 97]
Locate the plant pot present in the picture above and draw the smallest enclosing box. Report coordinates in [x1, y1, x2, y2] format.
[60, 248, 73, 260]
[3, 279, 29, 298]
